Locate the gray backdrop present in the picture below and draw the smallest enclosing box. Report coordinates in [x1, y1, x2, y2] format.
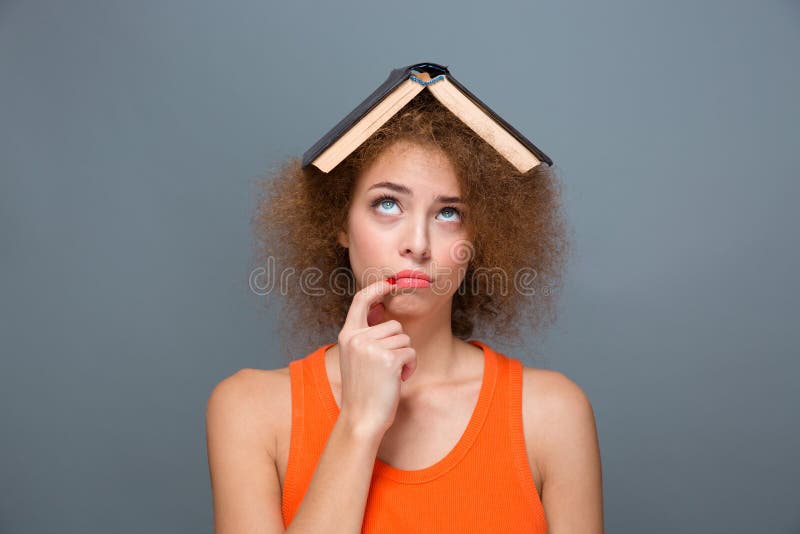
[1, 0, 798, 532]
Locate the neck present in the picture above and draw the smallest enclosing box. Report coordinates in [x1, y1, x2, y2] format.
[385, 310, 460, 386]
[381, 295, 476, 387]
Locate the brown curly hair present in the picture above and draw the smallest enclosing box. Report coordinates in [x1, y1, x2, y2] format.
[251, 89, 572, 361]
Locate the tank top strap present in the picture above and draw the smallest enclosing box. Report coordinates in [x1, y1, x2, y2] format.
[467, 341, 548, 529]
[281, 343, 336, 527]
[505, 353, 547, 507]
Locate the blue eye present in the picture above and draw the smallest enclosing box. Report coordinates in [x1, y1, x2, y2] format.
[371, 196, 400, 214]
[370, 195, 463, 222]
[438, 207, 461, 222]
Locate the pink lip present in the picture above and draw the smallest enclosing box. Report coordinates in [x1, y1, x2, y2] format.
[395, 278, 430, 288]
[393, 269, 432, 282]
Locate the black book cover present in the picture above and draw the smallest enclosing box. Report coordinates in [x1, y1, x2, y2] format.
[301, 62, 553, 170]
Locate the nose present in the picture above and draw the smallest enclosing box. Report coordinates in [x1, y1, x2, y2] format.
[400, 214, 431, 260]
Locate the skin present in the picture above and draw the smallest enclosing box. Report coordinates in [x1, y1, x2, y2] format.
[206, 139, 604, 533]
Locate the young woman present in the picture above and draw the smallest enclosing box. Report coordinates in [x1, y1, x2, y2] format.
[206, 89, 603, 533]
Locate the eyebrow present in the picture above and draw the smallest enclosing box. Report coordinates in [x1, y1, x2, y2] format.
[367, 181, 464, 204]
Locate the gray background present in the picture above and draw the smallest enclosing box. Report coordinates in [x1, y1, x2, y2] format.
[1, 0, 798, 532]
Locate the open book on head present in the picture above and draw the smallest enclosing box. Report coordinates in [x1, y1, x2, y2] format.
[302, 62, 553, 174]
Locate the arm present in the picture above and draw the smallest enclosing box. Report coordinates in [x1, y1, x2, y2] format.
[286, 414, 381, 533]
[206, 369, 286, 533]
[206, 369, 382, 534]
[535, 371, 604, 533]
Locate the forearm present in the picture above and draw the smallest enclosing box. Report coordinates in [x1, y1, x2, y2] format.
[286, 416, 381, 534]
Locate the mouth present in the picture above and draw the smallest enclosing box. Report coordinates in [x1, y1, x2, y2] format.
[388, 269, 432, 288]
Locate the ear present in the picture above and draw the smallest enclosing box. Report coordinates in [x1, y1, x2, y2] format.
[337, 228, 349, 248]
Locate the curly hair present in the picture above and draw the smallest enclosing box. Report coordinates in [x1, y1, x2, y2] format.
[251, 89, 572, 361]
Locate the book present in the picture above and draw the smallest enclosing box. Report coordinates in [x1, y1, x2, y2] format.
[301, 62, 553, 174]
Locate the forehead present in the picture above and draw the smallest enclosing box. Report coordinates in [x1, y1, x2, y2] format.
[354, 141, 460, 195]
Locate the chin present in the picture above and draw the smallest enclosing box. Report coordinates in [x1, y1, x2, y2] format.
[387, 295, 446, 316]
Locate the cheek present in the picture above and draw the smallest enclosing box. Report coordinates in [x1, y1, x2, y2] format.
[433, 237, 472, 282]
[345, 223, 391, 275]
[437, 233, 473, 268]
[349, 225, 385, 255]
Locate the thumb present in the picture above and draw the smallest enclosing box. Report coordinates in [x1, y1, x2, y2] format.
[400, 353, 417, 382]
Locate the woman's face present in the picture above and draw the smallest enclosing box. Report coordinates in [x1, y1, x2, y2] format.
[338, 140, 473, 320]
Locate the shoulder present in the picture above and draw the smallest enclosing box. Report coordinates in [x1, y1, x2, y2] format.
[206, 367, 292, 410]
[205, 368, 293, 532]
[520, 365, 598, 477]
[205, 367, 292, 459]
[521, 366, 594, 417]
[519, 365, 604, 528]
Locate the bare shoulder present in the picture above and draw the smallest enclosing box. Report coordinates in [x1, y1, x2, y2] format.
[205, 367, 292, 533]
[520, 366, 598, 475]
[206, 367, 292, 459]
[521, 366, 595, 417]
[520, 366, 604, 531]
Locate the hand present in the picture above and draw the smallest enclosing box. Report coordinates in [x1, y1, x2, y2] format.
[336, 278, 417, 438]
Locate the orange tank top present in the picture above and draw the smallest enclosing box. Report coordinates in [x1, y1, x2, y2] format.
[281, 339, 548, 533]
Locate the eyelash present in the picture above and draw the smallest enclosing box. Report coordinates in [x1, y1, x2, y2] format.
[370, 195, 463, 221]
